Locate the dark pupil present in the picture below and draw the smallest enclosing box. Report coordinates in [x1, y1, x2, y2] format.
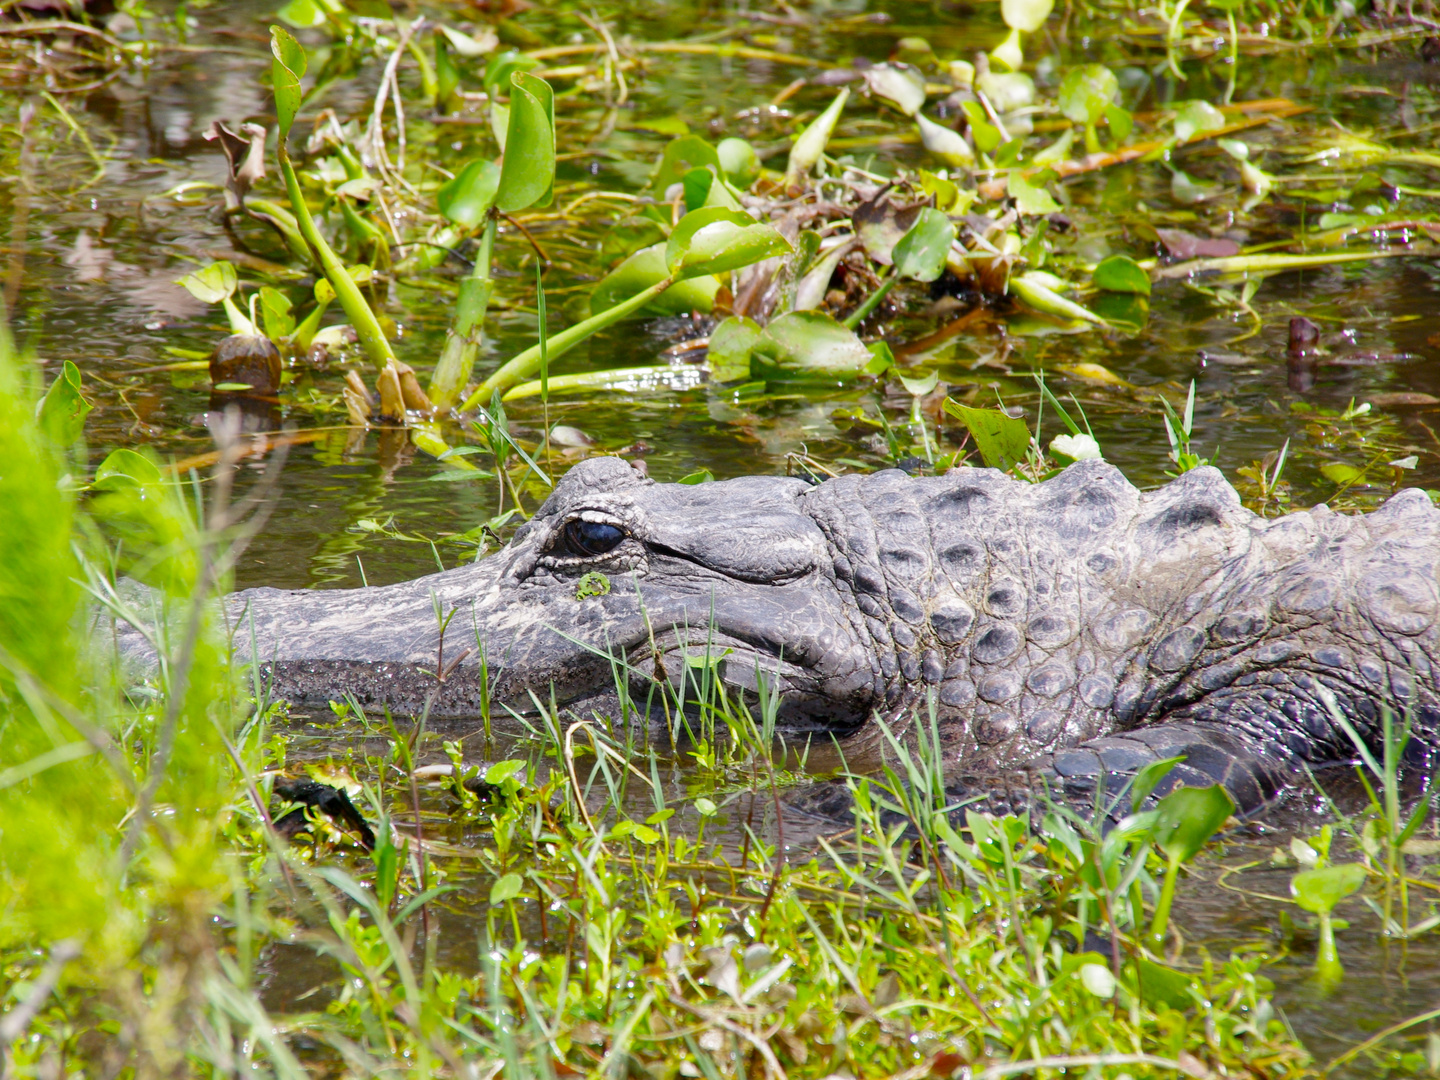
[566, 520, 624, 557]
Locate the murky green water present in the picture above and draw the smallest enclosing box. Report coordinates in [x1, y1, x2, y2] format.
[6, 0, 1440, 1069]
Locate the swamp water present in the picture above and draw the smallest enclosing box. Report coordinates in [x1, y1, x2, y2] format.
[6, 0, 1440, 1073]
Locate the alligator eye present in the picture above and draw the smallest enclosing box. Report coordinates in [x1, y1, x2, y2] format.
[564, 519, 626, 557]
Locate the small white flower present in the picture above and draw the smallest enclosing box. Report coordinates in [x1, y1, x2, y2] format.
[1050, 433, 1102, 462]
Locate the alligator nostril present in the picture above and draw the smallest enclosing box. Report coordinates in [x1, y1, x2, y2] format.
[565, 519, 625, 557]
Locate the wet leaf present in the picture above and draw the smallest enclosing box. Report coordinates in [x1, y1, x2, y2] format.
[489, 872, 524, 904]
[1010, 272, 1104, 325]
[495, 72, 554, 212]
[270, 26, 307, 141]
[1002, 0, 1054, 32]
[943, 401, 1031, 469]
[653, 135, 720, 194]
[1320, 462, 1365, 485]
[1173, 99, 1227, 143]
[257, 286, 295, 339]
[854, 190, 927, 265]
[176, 261, 238, 305]
[1092, 255, 1151, 295]
[437, 159, 501, 229]
[1008, 171, 1061, 215]
[37, 361, 91, 447]
[751, 311, 872, 376]
[666, 207, 792, 280]
[1058, 64, 1119, 125]
[1292, 863, 1366, 914]
[94, 447, 162, 489]
[864, 62, 927, 117]
[1151, 785, 1234, 865]
[787, 88, 849, 179]
[892, 208, 956, 283]
[716, 137, 760, 188]
[590, 243, 718, 316]
[708, 315, 761, 382]
[1155, 228, 1240, 259]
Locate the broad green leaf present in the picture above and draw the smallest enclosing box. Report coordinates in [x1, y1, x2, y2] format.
[495, 72, 554, 212]
[437, 158, 501, 228]
[1010, 273, 1104, 325]
[275, 0, 325, 28]
[898, 369, 939, 396]
[1092, 292, 1149, 333]
[1008, 171, 1061, 215]
[37, 360, 91, 446]
[1104, 103, 1134, 141]
[1133, 957, 1196, 1011]
[1058, 64, 1119, 126]
[863, 62, 927, 117]
[257, 286, 295, 339]
[943, 401, 1031, 470]
[975, 72, 1036, 112]
[270, 26, 307, 141]
[1092, 255, 1152, 295]
[1173, 99, 1227, 143]
[1128, 755, 1183, 808]
[176, 261, 238, 305]
[590, 243, 718, 316]
[483, 49, 538, 94]
[708, 316, 761, 382]
[678, 467, 715, 485]
[489, 872, 524, 904]
[1002, 0, 1053, 32]
[786, 88, 848, 179]
[917, 111, 974, 167]
[960, 102, 1001, 154]
[682, 166, 714, 212]
[666, 207, 791, 280]
[865, 340, 895, 376]
[434, 34, 460, 107]
[751, 311, 871, 377]
[1292, 862, 1366, 914]
[989, 27, 1024, 72]
[892, 207, 956, 283]
[1321, 462, 1364, 485]
[716, 137, 760, 188]
[484, 759, 526, 784]
[653, 135, 720, 194]
[1151, 785, 1235, 864]
[94, 447, 162, 489]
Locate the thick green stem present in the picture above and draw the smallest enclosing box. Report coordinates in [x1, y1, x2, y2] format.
[461, 277, 674, 410]
[1147, 855, 1181, 949]
[277, 146, 396, 371]
[843, 270, 897, 329]
[429, 217, 497, 410]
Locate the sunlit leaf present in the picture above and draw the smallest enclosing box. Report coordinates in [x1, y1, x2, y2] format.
[708, 316, 761, 382]
[483, 49, 538, 93]
[751, 311, 871, 377]
[1010, 272, 1104, 325]
[1092, 255, 1151, 295]
[1151, 785, 1235, 864]
[1058, 64, 1119, 125]
[653, 135, 720, 194]
[269, 26, 307, 141]
[275, 0, 325, 29]
[37, 361, 91, 447]
[93, 447, 162, 489]
[1104, 103, 1134, 141]
[1008, 171, 1061, 215]
[1320, 462, 1365, 485]
[975, 72, 1036, 112]
[437, 158, 501, 228]
[495, 72, 554, 212]
[864, 62, 927, 117]
[1001, 0, 1053, 32]
[257, 286, 295, 339]
[1049, 432, 1102, 463]
[666, 207, 792, 280]
[489, 872, 524, 904]
[943, 401, 1031, 470]
[960, 102, 1001, 155]
[1292, 863, 1366, 914]
[176, 261, 238, 304]
[716, 137, 760, 188]
[1173, 99, 1227, 142]
[590, 243, 718, 316]
[787, 88, 849, 179]
[892, 207, 956, 283]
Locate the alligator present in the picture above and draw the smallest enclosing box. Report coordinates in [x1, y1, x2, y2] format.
[226, 455, 1440, 817]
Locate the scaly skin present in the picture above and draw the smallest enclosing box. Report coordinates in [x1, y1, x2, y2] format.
[223, 456, 1440, 814]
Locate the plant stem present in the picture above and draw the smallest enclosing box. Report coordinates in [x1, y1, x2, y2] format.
[843, 269, 897, 329]
[277, 146, 396, 371]
[429, 217, 496, 409]
[1148, 855, 1181, 949]
[461, 277, 674, 408]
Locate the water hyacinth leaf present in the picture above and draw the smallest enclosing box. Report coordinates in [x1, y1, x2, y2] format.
[495, 72, 554, 212]
[590, 243, 718, 316]
[1320, 462, 1364, 485]
[865, 340, 895, 376]
[943, 401, 1031, 470]
[1104, 103, 1134, 141]
[489, 872, 524, 904]
[864, 62, 927, 117]
[916, 112, 975, 168]
[708, 316, 761, 382]
[275, 0, 325, 28]
[1002, 0, 1054, 32]
[37, 361, 91, 446]
[989, 27, 1024, 72]
[1011, 272, 1105, 325]
[1093, 255, 1151, 295]
[1008, 171, 1061, 215]
[483, 49, 538, 94]
[94, 447, 162, 489]
[960, 102, 1001, 154]
[176, 260, 238, 304]
[1173, 99, 1227, 142]
[437, 159, 501, 229]
[1292, 862, 1366, 914]
[270, 26, 307, 141]
[666, 207, 791, 280]
[892, 208, 957, 283]
[257, 286, 295, 339]
[976, 72, 1036, 113]
[898, 369, 940, 397]
[786, 88, 849, 179]
[679, 468, 715, 485]
[653, 135, 720, 194]
[716, 137, 760, 188]
[751, 311, 871, 376]
[1151, 785, 1235, 864]
[1058, 65, 1119, 125]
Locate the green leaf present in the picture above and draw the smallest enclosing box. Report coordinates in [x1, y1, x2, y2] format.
[484, 759, 527, 784]
[960, 102, 1001, 154]
[489, 872, 524, 904]
[678, 467, 715, 485]
[1321, 462, 1365, 485]
[943, 401, 1031, 470]
[1008, 171, 1061, 215]
[1173, 99, 1227, 143]
[716, 137, 760, 188]
[1002, 0, 1054, 32]
[1129, 755, 1183, 808]
[917, 111, 975, 167]
[437, 158, 501, 228]
[495, 72, 554, 212]
[1058, 65, 1119, 125]
[94, 447, 162, 490]
[1292, 862, 1367, 914]
[275, 0, 325, 29]
[1133, 957, 1196, 1011]
[898, 369, 940, 397]
[37, 361, 91, 446]
[652, 135, 720, 194]
[786, 88, 849, 179]
[1010, 272, 1104, 325]
[434, 33, 460, 107]
[707, 316, 761, 382]
[1104, 103, 1134, 141]
[176, 261, 238, 305]
[863, 62, 927, 117]
[751, 311, 872, 377]
[666, 207, 792, 281]
[892, 207, 956, 283]
[1092, 293, 1149, 333]
[270, 26, 307, 141]
[257, 286, 295, 339]
[590, 243, 718, 316]
[482, 49, 538, 94]
[864, 340, 895, 376]
[1151, 785, 1235, 865]
[1092, 255, 1151, 296]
